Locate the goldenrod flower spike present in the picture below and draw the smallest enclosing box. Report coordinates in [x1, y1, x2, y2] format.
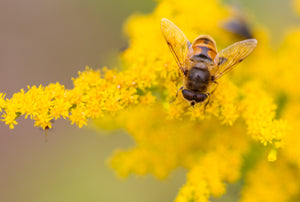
[2, 0, 300, 201]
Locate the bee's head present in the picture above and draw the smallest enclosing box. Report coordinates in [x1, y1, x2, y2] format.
[182, 89, 208, 103]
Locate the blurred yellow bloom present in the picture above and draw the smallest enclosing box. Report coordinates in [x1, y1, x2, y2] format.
[241, 159, 299, 202]
[294, 0, 300, 15]
[2, 0, 300, 201]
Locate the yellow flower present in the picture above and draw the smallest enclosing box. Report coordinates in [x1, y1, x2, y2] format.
[241, 160, 299, 202]
[2, 0, 300, 201]
[294, 0, 300, 15]
[0, 93, 5, 112]
[268, 148, 277, 162]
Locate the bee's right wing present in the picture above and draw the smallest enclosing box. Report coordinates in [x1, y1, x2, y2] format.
[161, 18, 191, 74]
[212, 39, 257, 80]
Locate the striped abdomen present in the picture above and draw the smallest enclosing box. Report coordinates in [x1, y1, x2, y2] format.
[188, 35, 217, 65]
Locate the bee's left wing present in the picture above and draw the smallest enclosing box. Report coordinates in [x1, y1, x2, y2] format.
[161, 18, 191, 74]
[212, 39, 257, 80]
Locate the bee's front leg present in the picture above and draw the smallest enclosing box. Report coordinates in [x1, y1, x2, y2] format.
[203, 93, 211, 114]
[170, 86, 183, 103]
[211, 81, 219, 95]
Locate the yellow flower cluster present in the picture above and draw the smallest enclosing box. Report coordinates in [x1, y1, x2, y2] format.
[105, 0, 300, 201]
[0, 68, 141, 129]
[294, 0, 300, 15]
[241, 159, 300, 202]
[2, 0, 300, 201]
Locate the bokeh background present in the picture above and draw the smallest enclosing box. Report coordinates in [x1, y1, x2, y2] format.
[0, 0, 299, 201]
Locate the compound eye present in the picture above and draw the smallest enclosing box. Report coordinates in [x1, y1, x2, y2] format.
[194, 94, 202, 102]
[182, 89, 194, 101]
[195, 94, 207, 102]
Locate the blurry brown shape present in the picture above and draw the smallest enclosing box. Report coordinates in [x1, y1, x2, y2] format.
[221, 9, 254, 39]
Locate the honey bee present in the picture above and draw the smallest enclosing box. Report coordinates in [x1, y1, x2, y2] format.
[161, 18, 257, 109]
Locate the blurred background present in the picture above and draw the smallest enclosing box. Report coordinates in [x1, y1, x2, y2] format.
[0, 0, 299, 201]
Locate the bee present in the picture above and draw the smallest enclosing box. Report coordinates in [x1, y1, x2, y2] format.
[161, 18, 257, 109]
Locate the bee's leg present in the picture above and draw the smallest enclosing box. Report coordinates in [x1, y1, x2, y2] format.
[211, 81, 219, 95]
[203, 81, 218, 114]
[203, 93, 211, 114]
[170, 86, 183, 103]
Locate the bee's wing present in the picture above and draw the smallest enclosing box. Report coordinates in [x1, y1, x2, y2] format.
[161, 18, 191, 74]
[212, 39, 257, 80]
